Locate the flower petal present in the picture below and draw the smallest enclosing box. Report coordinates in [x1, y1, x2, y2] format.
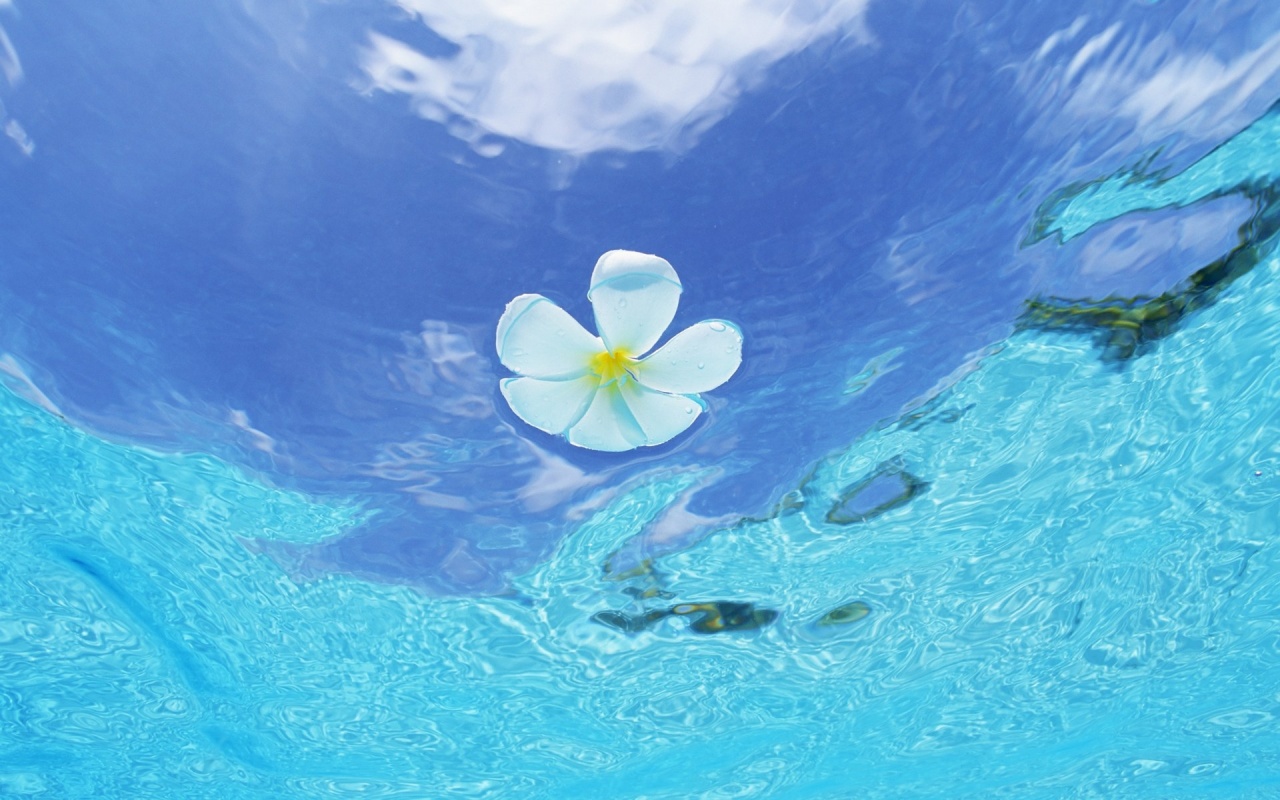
[619, 382, 705, 447]
[588, 250, 682, 356]
[635, 320, 743, 394]
[567, 382, 647, 452]
[501, 375, 598, 435]
[496, 294, 602, 378]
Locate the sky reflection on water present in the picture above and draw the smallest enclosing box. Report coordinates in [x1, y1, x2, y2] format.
[1, 0, 1279, 593]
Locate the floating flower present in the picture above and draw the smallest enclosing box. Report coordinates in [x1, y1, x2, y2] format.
[496, 250, 743, 452]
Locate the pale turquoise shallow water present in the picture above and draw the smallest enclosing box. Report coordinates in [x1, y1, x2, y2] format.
[5, 108, 1280, 800]
[3, 246, 1279, 797]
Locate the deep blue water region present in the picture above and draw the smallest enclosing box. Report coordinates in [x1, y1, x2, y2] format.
[2, 221, 1279, 798]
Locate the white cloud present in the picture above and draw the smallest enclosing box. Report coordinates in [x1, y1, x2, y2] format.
[228, 408, 279, 455]
[5, 118, 32, 155]
[360, 0, 872, 155]
[1032, 14, 1087, 63]
[0, 24, 19, 86]
[1022, 18, 1280, 155]
[1, 7, 32, 157]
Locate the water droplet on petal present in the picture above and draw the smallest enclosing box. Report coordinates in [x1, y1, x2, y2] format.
[618, 298, 628, 308]
[709, 322, 726, 332]
[685, 407, 695, 414]
[697, 362, 705, 370]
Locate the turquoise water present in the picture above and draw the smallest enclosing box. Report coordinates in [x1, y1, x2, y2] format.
[4, 122, 1280, 797]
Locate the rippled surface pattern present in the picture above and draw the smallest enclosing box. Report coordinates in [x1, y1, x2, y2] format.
[5, 1, 1280, 797]
[3, 186, 1280, 799]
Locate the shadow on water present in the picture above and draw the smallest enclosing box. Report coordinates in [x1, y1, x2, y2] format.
[46, 544, 279, 770]
[47, 543, 233, 698]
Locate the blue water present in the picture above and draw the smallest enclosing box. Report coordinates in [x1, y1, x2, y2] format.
[3, 0, 1280, 796]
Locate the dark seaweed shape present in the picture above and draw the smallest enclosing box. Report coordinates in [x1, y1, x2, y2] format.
[827, 459, 929, 525]
[1020, 181, 1280, 362]
[601, 558, 680, 603]
[671, 601, 779, 634]
[591, 601, 779, 635]
[816, 601, 871, 626]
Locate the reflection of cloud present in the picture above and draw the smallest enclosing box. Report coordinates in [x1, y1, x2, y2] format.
[1021, 18, 1280, 155]
[0, 353, 62, 418]
[1098, 33, 1280, 135]
[878, 209, 990, 307]
[0, 21, 19, 86]
[236, 0, 311, 64]
[1076, 199, 1249, 287]
[395, 319, 496, 420]
[228, 409, 278, 455]
[517, 441, 605, 514]
[5, 118, 32, 155]
[366, 319, 609, 516]
[361, 0, 873, 155]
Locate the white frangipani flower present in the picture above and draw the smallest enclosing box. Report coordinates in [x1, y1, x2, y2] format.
[496, 250, 743, 452]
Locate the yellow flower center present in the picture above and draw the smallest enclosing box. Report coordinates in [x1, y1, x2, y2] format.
[590, 348, 636, 386]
